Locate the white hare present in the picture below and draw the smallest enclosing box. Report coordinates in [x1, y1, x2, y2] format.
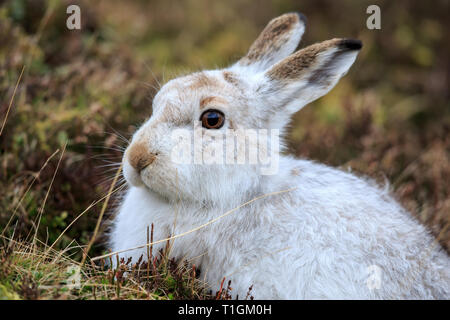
[110, 13, 449, 299]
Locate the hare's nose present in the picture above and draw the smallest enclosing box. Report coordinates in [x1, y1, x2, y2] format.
[127, 142, 157, 172]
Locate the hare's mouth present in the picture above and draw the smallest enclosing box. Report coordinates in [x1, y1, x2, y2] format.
[136, 158, 154, 173]
[123, 141, 160, 187]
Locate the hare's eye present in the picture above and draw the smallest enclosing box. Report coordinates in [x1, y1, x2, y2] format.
[200, 109, 225, 129]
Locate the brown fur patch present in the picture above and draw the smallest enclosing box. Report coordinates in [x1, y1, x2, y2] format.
[267, 38, 341, 80]
[187, 72, 218, 90]
[241, 13, 300, 65]
[228, 118, 235, 130]
[127, 142, 156, 172]
[291, 168, 301, 176]
[222, 71, 239, 86]
[199, 96, 227, 110]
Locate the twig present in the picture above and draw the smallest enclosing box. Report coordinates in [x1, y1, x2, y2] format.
[216, 277, 226, 300]
[147, 225, 150, 281]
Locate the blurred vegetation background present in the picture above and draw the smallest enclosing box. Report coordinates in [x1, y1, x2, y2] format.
[1, 0, 449, 259]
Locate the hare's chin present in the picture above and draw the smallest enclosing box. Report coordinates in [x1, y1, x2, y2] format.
[123, 161, 145, 187]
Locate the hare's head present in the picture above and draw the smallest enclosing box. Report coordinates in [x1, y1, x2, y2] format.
[122, 13, 362, 206]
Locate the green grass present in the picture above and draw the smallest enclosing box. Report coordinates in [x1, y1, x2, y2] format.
[0, 237, 237, 300]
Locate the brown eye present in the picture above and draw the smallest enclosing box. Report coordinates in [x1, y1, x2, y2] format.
[200, 109, 225, 129]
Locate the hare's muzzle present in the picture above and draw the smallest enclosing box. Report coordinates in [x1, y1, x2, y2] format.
[126, 142, 157, 173]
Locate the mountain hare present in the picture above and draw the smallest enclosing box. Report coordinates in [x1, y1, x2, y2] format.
[110, 13, 449, 299]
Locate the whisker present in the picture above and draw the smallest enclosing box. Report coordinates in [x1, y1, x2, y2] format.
[142, 61, 162, 90]
[90, 145, 126, 153]
[88, 155, 122, 162]
[103, 128, 131, 144]
[96, 163, 122, 170]
[138, 80, 160, 93]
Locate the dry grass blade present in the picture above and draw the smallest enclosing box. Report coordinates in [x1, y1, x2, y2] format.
[1, 149, 60, 237]
[80, 163, 123, 266]
[0, 65, 25, 136]
[44, 183, 126, 256]
[91, 187, 297, 261]
[32, 142, 67, 249]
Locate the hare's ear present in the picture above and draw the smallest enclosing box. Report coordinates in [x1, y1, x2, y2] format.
[256, 38, 362, 122]
[233, 13, 306, 73]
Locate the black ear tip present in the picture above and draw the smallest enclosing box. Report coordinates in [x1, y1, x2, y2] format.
[295, 12, 308, 25]
[339, 39, 363, 51]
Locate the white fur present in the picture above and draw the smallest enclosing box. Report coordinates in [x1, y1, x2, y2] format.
[109, 14, 450, 299]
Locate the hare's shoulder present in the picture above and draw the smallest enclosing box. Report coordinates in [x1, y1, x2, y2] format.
[283, 158, 434, 245]
[283, 157, 384, 197]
